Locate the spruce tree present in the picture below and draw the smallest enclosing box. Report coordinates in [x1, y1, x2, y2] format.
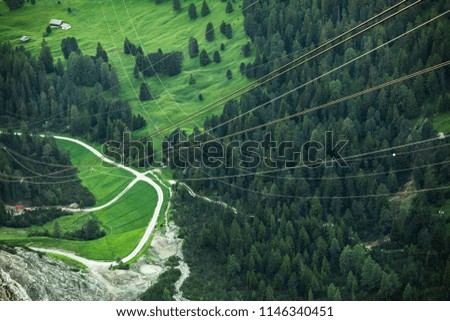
[226, 1, 233, 13]
[96, 42, 109, 63]
[213, 51, 221, 63]
[242, 42, 251, 57]
[124, 38, 131, 55]
[39, 40, 54, 74]
[199, 49, 211, 66]
[226, 69, 232, 80]
[224, 23, 233, 39]
[188, 3, 197, 20]
[220, 21, 227, 35]
[201, 0, 210, 17]
[139, 82, 153, 101]
[205, 22, 215, 42]
[173, 0, 181, 12]
[188, 37, 199, 58]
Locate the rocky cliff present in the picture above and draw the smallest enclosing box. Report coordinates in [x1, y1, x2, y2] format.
[0, 248, 157, 301]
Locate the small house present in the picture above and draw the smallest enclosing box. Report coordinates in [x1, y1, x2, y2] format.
[15, 205, 24, 214]
[19, 36, 30, 43]
[49, 19, 64, 27]
[61, 23, 71, 30]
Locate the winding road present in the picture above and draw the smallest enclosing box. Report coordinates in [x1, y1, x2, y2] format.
[31, 135, 166, 268]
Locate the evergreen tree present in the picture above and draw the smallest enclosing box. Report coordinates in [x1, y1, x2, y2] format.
[139, 82, 153, 101]
[226, 69, 232, 80]
[188, 37, 199, 58]
[224, 23, 233, 39]
[361, 256, 382, 292]
[213, 51, 221, 63]
[220, 43, 225, 51]
[39, 40, 54, 74]
[242, 42, 251, 57]
[239, 62, 246, 74]
[96, 42, 109, 63]
[198, 93, 204, 101]
[199, 49, 211, 66]
[173, 0, 181, 12]
[201, 0, 210, 17]
[327, 283, 341, 300]
[205, 22, 215, 42]
[220, 21, 226, 34]
[4, 0, 25, 10]
[188, 3, 197, 20]
[188, 74, 196, 85]
[61, 37, 80, 59]
[124, 38, 131, 55]
[226, 1, 233, 13]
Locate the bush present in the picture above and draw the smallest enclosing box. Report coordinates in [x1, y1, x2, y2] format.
[140, 268, 181, 300]
[5, 0, 25, 10]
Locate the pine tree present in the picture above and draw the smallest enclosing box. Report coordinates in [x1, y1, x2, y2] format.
[199, 49, 211, 66]
[188, 37, 199, 58]
[61, 37, 80, 59]
[220, 21, 226, 34]
[205, 22, 215, 42]
[213, 51, 221, 63]
[39, 40, 54, 74]
[224, 23, 233, 39]
[239, 62, 246, 74]
[124, 38, 131, 55]
[139, 82, 153, 101]
[198, 93, 204, 101]
[220, 43, 225, 51]
[226, 1, 233, 13]
[226, 69, 232, 80]
[96, 42, 109, 63]
[327, 283, 341, 300]
[242, 42, 251, 57]
[201, 0, 210, 17]
[361, 256, 382, 292]
[173, 0, 181, 12]
[188, 3, 197, 20]
[188, 74, 196, 85]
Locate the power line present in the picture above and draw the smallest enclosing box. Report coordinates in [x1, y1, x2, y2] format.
[144, 0, 420, 139]
[175, 137, 450, 181]
[204, 60, 450, 144]
[204, 9, 450, 135]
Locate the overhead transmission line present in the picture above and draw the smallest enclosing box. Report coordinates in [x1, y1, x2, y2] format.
[144, 0, 421, 139]
[203, 60, 450, 144]
[204, 9, 450, 135]
[176, 138, 450, 182]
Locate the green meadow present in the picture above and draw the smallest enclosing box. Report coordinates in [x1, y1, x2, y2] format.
[0, 137, 170, 261]
[432, 111, 450, 134]
[0, 181, 162, 261]
[56, 139, 134, 206]
[0, 0, 254, 143]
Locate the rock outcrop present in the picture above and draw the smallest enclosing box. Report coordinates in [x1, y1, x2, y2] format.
[0, 248, 161, 301]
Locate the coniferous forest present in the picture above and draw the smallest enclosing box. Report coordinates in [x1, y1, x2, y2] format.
[0, 0, 449, 303]
[168, 0, 450, 300]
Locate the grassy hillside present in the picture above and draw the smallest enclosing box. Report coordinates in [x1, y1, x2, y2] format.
[56, 140, 134, 206]
[0, 0, 254, 143]
[0, 181, 163, 261]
